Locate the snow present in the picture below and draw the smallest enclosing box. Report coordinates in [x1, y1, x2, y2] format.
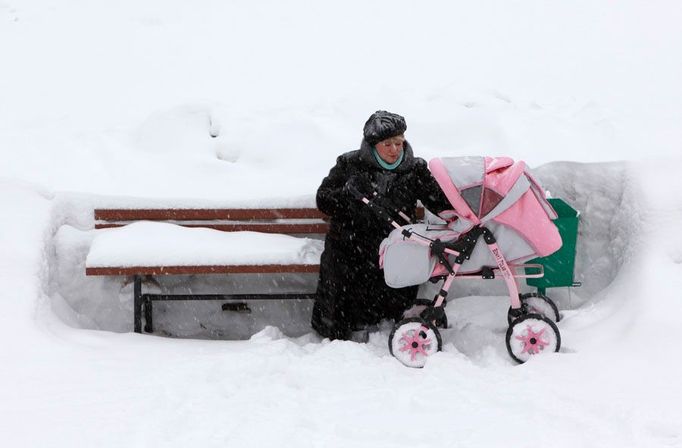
[85, 222, 323, 267]
[2, 1, 682, 447]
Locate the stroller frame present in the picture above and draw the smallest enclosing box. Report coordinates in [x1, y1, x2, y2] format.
[360, 194, 542, 316]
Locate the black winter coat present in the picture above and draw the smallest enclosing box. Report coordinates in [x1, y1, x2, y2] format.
[311, 140, 449, 340]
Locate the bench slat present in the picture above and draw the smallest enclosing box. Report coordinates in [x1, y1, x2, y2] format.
[94, 222, 330, 233]
[86, 264, 320, 276]
[95, 208, 327, 221]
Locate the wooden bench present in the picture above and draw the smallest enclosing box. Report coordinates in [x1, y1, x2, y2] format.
[85, 208, 329, 334]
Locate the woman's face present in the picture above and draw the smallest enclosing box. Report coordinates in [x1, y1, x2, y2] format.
[375, 135, 405, 164]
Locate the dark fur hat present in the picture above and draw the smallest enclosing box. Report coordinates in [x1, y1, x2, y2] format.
[363, 110, 407, 145]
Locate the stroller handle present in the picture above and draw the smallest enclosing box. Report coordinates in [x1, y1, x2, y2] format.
[353, 189, 412, 228]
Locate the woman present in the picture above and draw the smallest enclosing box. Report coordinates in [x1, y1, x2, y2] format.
[311, 110, 449, 341]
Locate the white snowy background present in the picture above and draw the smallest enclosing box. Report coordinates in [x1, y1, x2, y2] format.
[2, 1, 682, 446]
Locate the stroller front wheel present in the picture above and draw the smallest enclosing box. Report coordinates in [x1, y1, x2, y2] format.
[506, 314, 561, 363]
[389, 318, 442, 368]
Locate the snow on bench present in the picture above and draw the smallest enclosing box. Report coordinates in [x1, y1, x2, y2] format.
[86, 221, 323, 275]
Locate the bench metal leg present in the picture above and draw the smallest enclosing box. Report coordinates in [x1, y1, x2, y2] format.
[133, 275, 142, 333]
[133, 288, 317, 335]
[143, 296, 153, 333]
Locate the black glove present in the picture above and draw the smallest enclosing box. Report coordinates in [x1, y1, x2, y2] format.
[370, 194, 400, 214]
[343, 175, 374, 200]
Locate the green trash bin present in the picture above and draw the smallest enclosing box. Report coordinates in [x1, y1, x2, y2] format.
[526, 198, 581, 295]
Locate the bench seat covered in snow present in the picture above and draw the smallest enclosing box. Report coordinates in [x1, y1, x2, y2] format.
[85, 207, 328, 333]
[86, 221, 324, 275]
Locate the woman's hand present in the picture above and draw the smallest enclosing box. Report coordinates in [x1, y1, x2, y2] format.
[343, 175, 373, 199]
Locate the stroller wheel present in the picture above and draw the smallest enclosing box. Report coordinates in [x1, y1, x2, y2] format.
[506, 314, 561, 364]
[507, 293, 560, 324]
[389, 318, 442, 368]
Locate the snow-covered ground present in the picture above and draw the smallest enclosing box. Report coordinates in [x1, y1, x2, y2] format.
[2, 1, 682, 447]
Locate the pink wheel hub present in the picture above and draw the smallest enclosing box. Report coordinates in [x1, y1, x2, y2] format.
[515, 325, 549, 355]
[399, 327, 432, 361]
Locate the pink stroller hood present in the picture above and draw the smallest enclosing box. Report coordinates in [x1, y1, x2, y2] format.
[429, 157, 562, 257]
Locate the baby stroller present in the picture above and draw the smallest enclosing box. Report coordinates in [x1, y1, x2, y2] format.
[350, 156, 564, 367]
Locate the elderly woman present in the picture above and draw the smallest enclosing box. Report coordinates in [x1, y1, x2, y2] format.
[311, 110, 449, 341]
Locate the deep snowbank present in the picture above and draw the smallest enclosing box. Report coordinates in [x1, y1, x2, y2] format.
[4, 165, 680, 448]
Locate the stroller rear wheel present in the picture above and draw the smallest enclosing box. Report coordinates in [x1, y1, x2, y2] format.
[506, 314, 561, 363]
[389, 318, 442, 368]
[507, 292, 560, 324]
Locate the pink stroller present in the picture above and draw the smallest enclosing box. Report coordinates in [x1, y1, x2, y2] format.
[352, 156, 564, 367]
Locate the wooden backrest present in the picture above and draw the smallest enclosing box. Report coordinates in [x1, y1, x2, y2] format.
[94, 208, 330, 234]
[94, 206, 425, 234]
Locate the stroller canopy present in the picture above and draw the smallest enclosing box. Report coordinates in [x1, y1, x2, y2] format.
[429, 156, 562, 257]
